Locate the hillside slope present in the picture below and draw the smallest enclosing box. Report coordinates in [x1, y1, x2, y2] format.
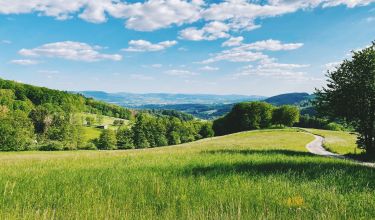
[0, 78, 132, 119]
[265, 92, 313, 106]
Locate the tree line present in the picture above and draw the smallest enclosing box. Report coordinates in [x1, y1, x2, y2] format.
[213, 102, 300, 135]
[94, 113, 214, 150]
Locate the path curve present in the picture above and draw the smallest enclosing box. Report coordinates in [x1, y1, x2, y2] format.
[305, 134, 375, 168]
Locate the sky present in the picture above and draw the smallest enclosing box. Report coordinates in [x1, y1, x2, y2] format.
[0, 0, 374, 96]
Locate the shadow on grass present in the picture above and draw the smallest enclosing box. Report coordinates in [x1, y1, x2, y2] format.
[183, 149, 375, 190]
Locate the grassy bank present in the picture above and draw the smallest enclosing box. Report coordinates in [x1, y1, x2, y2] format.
[303, 128, 361, 155]
[0, 129, 374, 219]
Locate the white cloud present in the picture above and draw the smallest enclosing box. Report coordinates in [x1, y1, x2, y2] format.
[1, 40, 12, 44]
[178, 47, 188, 51]
[201, 50, 269, 64]
[120, 0, 202, 31]
[10, 59, 39, 65]
[234, 60, 316, 81]
[179, 21, 230, 41]
[323, 61, 341, 72]
[19, 41, 122, 62]
[236, 39, 303, 51]
[38, 70, 60, 74]
[122, 40, 177, 52]
[130, 74, 154, 80]
[200, 39, 303, 64]
[165, 69, 197, 76]
[269, 0, 375, 9]
[200, 66, 219, 71]
[0, 0, 373, 33]
[222, 36, 244, 47]
[151, 64, 163, 68]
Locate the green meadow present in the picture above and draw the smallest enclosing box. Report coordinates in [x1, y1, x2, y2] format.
[1, 129, 374, 219]
[305, 128, 361, 155]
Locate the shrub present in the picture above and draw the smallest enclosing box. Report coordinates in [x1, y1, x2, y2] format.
[39, 141, 64, 151]
[325, 122, 345, 131]
[96, 129, 117, 150]
[79, 142, 97, 150]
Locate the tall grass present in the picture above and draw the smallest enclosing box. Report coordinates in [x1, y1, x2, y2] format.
[304, 128, 360, 155]
[0, 129, 374, 219]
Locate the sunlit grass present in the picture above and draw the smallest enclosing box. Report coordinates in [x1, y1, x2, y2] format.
[0, 129, 374, 219]
[303, 128, 361, 155]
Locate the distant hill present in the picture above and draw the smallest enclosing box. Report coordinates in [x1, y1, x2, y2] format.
[77, 91, 265, 119]
[136, 103, 234, 120]
[79, 91, 265, 106]
[265, 93, 313, 106]
[78, 91, 317, 119]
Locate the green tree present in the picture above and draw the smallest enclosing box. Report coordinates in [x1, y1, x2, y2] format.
[132, 114, 150, 148]
[116, 127, 134, 149]
[272, 105, 300, 127]
[212, 102, 274, 135]
[85, 116, 95, 126]
[315, 42, 375, 154]
[0, 110, 34, 151]
[199, 123, 214, 138]
[96, 129, 117, 150]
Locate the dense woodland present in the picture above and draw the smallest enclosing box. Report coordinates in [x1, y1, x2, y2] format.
[0, 78, 213, 151]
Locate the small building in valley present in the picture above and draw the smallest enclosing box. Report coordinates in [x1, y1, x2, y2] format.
[97, 125, 108, 129]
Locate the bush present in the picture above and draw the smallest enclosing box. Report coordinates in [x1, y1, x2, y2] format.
[199, 123, 214, 138]
[39, 141, 64, 151]
[324, 122, 345, 131]
[79, 142, 97, 150]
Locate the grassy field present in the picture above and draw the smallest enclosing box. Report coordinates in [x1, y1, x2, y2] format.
[0, 129, 374, 219]
[80, 113, 130, 142]
[303, 128, 361, 155]
[81, 126, 102, 143]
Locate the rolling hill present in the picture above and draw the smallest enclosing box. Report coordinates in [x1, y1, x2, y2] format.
[264, 92, 314, 106]
[0, 129, 371, 219]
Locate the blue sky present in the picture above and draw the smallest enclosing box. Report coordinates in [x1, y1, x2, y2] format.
[0, 0, 374, 96]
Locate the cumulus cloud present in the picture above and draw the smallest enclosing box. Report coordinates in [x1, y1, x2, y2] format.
[0, 0, 202, 31]
[200, 50, 269, 64]
[165, 69, 197, 76]
[200, 66, 219, 71]
[122, 40, 177, 52]
[120, 0, 202, 31]
[19, 41, 122, 62]
[10, 59, 40, 65]
[222, 36, 244, 47]
[236, 39, 303, 51]
[0, 0, 373, 32]
[200, 39, 302, 64]
[179, 21, 230, 41]
[234, 60, 316, 81]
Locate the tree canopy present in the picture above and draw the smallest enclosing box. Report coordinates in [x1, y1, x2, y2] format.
[315, 42, 375, 154]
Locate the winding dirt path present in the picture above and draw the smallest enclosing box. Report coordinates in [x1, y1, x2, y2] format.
[305, 134, 375, 168]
